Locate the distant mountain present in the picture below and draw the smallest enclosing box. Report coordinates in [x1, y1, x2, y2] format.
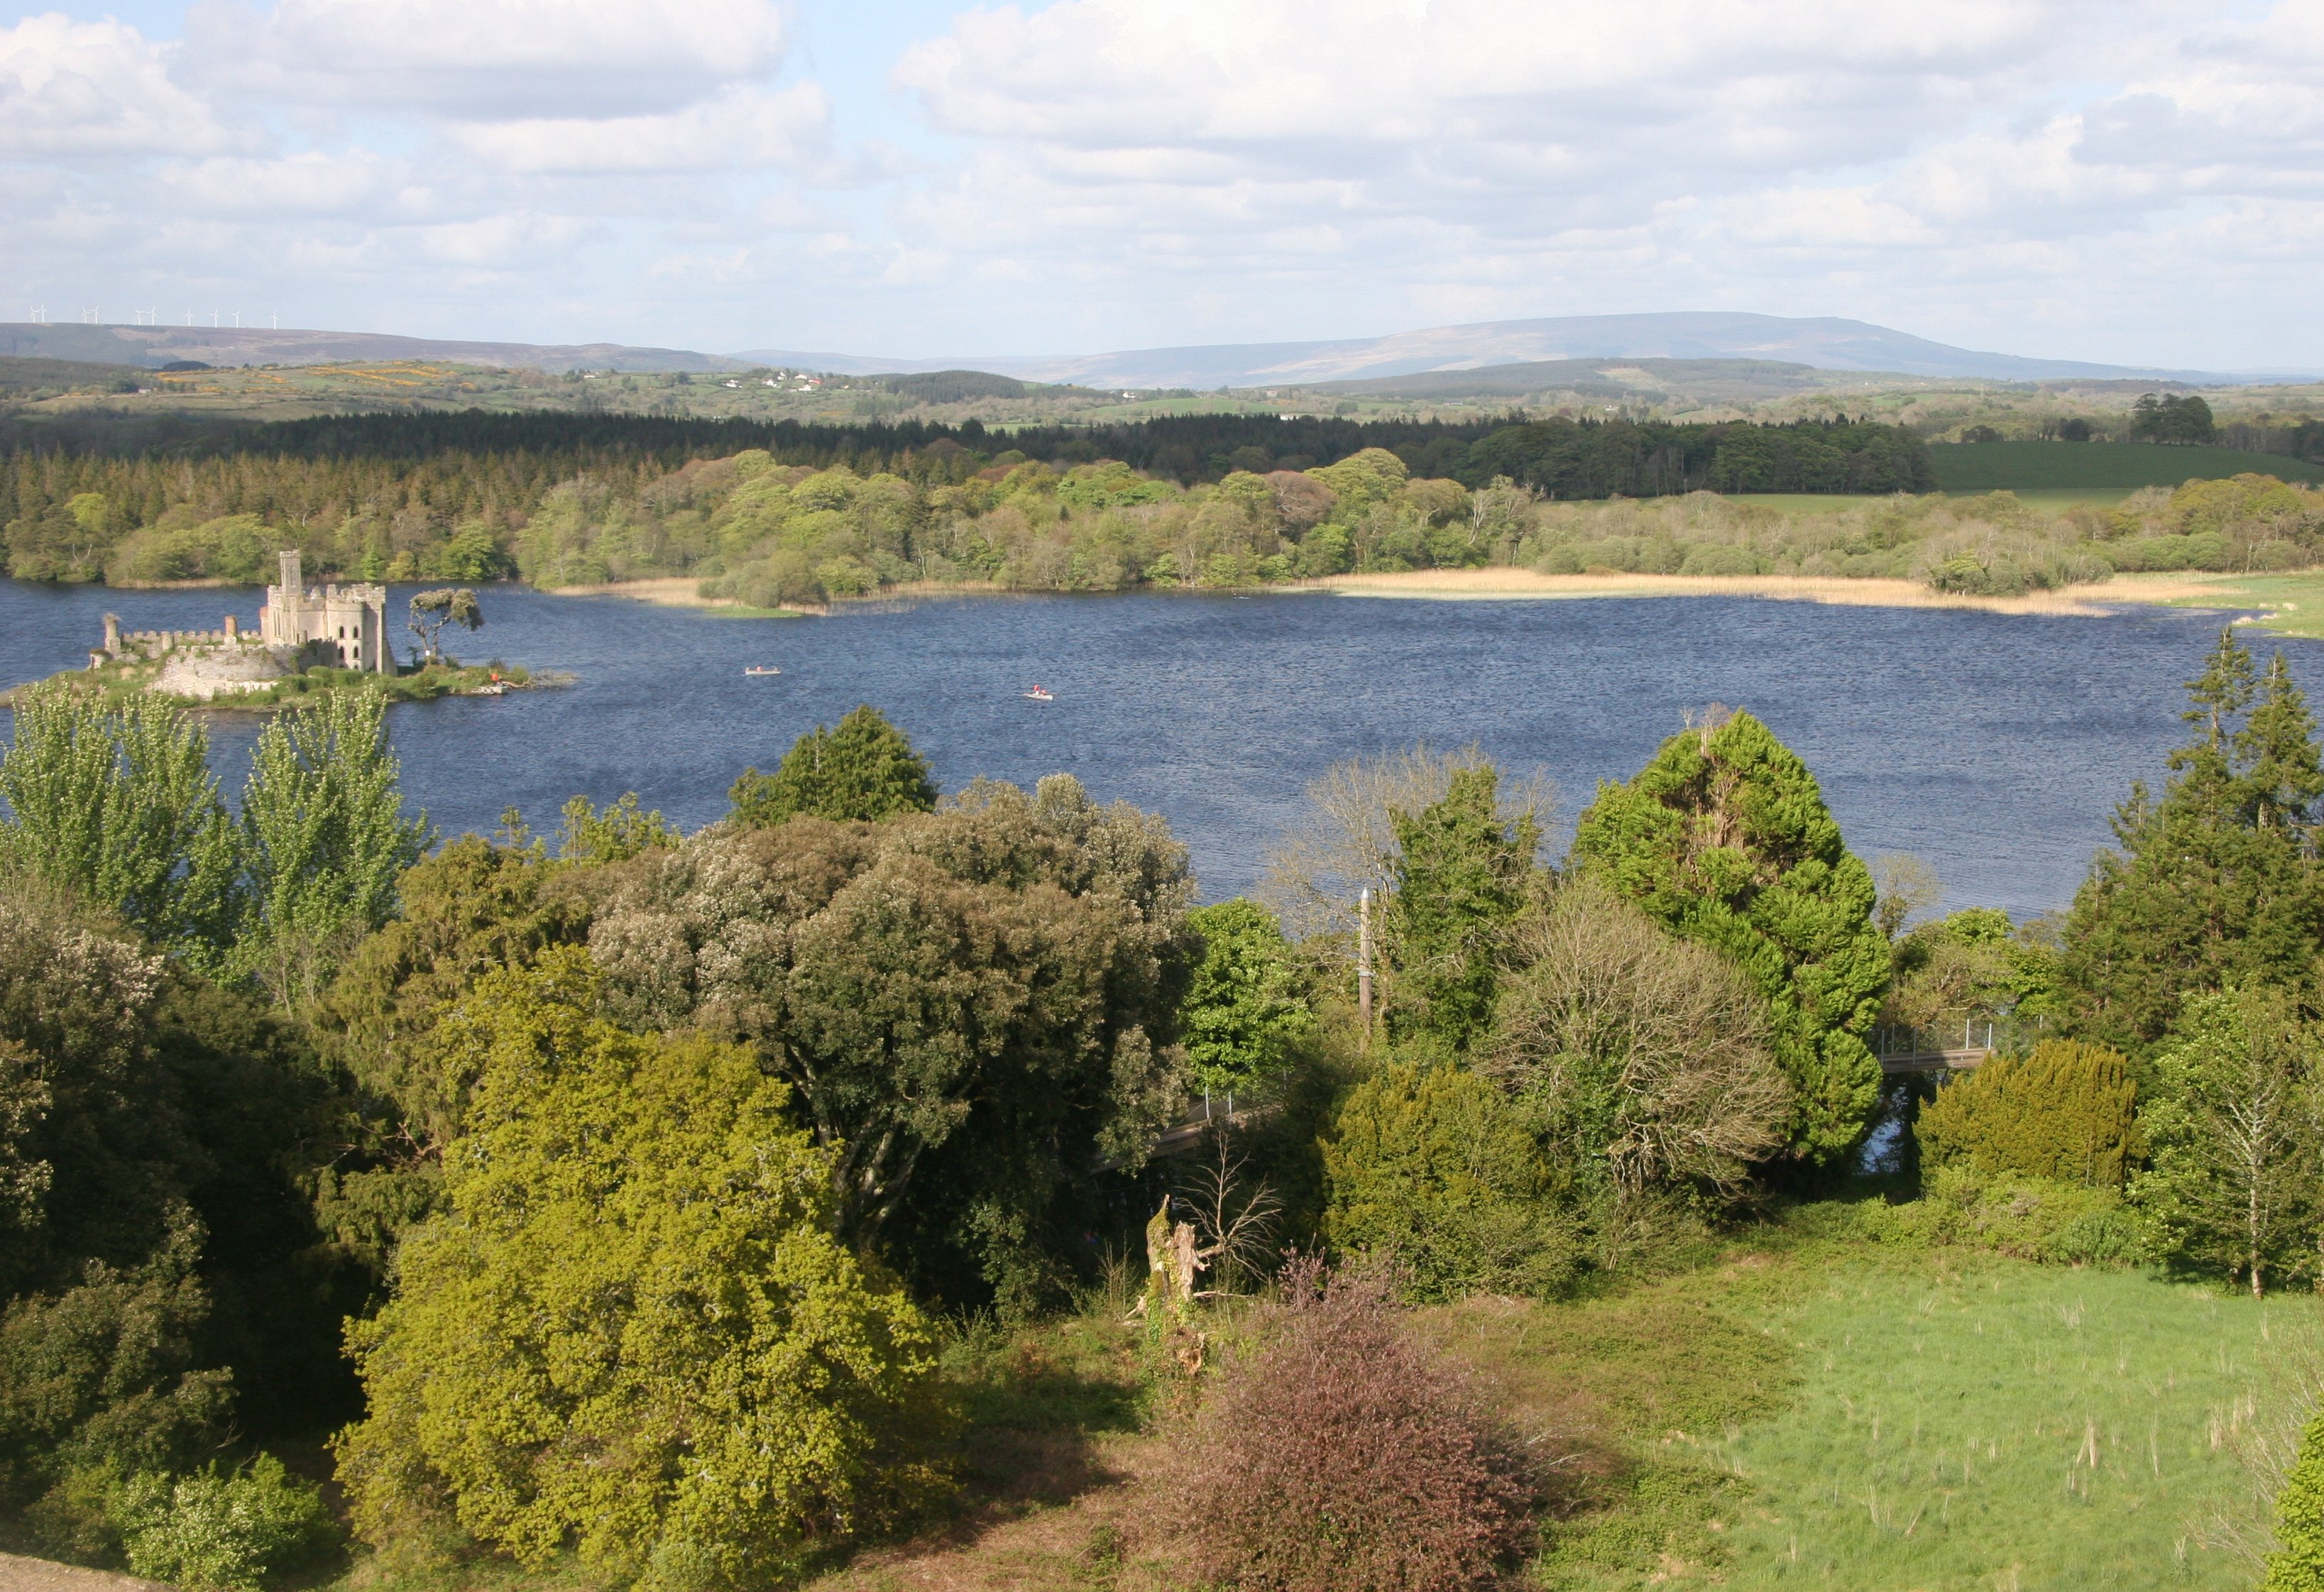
[735, 312, 2273, 389]
[1291, 356, 1860, 404]
[2, 310, 2303, 389]
[0, 322, 747, 374]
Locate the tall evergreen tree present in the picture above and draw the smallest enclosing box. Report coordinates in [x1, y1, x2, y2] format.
[2063, 630, 2324, 1050]
[1571, 709, 1890, 1164]
[1383, 766, 1539, 1054]
[728, 706, 938, 827]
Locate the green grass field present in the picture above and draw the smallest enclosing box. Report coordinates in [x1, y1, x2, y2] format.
[1711, 1261, 2285, 1590]
[2123, 571, 2324, 640]
[1930, 441, 2324, 491]
[1437, 1247, 2300, 1592]
[1732, 490, 2135, 515]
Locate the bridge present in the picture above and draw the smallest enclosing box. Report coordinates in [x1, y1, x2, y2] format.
[1878, 1046, 1993, 1076]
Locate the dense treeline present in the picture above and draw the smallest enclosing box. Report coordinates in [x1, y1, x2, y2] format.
[1470, 413, 1932, 496]
[1, 410, 1931, 589]
[9, 622, 2324, 1587]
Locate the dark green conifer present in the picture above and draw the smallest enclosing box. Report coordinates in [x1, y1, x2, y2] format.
[1914, 1038, 2142, 1187]
[1570, 708, 1890, 1164]
[2063, 630, 2324, 1049]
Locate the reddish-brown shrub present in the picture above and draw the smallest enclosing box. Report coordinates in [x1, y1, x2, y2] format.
[1163, 1260, 1538, 1591]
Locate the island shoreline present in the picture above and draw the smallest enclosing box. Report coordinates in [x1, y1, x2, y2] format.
[552, 569, 2281, 622]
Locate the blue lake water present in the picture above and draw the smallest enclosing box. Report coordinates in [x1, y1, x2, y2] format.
[0, 578, 2292, 917]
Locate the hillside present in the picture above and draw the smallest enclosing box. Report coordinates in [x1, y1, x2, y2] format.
[738, 310, 2271, 389]
[5, 310, 2301, 389]
[0, 322, 747, 373]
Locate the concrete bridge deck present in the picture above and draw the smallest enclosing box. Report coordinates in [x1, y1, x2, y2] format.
[1878, 1047, 1994, 1075]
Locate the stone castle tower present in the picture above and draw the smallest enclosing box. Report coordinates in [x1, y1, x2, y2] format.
[259, 551, 391, 673]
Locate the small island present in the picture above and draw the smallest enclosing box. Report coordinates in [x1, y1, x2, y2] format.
[1, 551, 557, 708]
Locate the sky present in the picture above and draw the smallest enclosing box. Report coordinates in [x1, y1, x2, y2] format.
[4, 0, 2324, 367]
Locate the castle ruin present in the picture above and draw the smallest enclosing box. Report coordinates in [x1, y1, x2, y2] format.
[259, 551, 390, 672]
[87, 550, 395, 701]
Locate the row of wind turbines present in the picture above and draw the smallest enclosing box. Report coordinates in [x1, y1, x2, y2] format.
[23, 307, 280, 329]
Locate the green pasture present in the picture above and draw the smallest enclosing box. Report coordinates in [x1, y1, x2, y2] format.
[1930, 441, 2324, 491]
[2124, 571, 2324, 641]
[1732, 489, 2134, 516]
[1523, 1249, 2298, 1591]
[1716, 1261, 2283, 1590]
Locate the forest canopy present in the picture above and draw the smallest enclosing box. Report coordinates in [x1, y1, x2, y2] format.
[1, 410, 1930, 591]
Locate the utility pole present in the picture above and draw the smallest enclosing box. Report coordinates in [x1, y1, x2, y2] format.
[1357, 887, 1373, 1052]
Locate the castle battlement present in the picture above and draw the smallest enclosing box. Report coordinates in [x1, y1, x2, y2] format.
[258, 551, 390, 673]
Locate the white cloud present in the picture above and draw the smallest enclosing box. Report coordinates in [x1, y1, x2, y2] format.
[187, 0, 793, 119]
[452, 84, 831, 174]
[865, 0, 2324, 365]
[8, 0, 2324, 366]
[0, 13, 234, 156]
[153, 150, 405, 219]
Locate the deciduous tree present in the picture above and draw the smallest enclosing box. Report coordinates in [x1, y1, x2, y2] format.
[729, 706, 938, 826]
[1486, 879, 1792, 1210]
[1385, 767, 1540, 1053]
[0, 686, 238, 957]
[1180, 899, 1314, 1097]
[2132, 986, 2320, 1297]
[232, 691, 429, 1008]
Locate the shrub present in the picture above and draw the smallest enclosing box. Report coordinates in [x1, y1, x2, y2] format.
[1322, 1060, 1582, 1300]
[1800, 1165, 2142, 1265]
[1915, 1039, 2142, 1187]
[113, 1455, 334, 1592]
[1164, 1262, 1537, 1592]
[335, 951, 954, 1588]
[2269, 1403, 2324, 1591]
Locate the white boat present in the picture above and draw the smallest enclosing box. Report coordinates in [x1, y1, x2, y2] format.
[1023, 686, 1053, 702]
[744, 666, 782, 676]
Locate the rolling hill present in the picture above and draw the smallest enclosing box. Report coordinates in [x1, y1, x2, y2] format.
[735, 312, 2291, 390]
[4, 311, 2297, 390]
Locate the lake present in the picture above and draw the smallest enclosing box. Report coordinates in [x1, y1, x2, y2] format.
[0, 578, 2288, 918]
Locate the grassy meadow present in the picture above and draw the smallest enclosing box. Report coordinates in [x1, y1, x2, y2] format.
[1734, 489, 2137, 515]
[735, 1239, 2299, 1592]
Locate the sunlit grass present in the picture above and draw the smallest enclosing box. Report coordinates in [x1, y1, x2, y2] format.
[1709, 1260, 2296, 1591]
[2141, 571, 2324, 640]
